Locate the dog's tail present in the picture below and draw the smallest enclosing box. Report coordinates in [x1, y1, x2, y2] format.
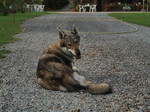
[85, 83, 111, 94]
[72, 73, 111, 94]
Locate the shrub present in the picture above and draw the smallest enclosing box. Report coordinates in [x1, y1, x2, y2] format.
[44, 0, 69, 10]
[104, 5, 109, 11]
[71, 0, 78, 8]
[55, 0, 69, 9]
[34, 0, 43, 5]
[0, 0, 11, 16]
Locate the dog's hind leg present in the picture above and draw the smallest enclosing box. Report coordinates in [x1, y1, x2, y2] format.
[62, 73, 87, 92]
[38, 78, 52, 89]
[38, 78, 64, 91]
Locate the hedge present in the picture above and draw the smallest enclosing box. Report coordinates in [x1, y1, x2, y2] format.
[44, 0, 69, 10]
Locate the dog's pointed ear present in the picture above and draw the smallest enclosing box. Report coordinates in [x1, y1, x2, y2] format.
[71, 24, 78, 35]
[58, 28, 66, 39]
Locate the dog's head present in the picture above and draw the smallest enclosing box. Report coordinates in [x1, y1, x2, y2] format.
[58, 25, 81, 59]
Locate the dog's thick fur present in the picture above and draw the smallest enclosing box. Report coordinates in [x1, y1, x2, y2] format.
[36, 25, 111, 94]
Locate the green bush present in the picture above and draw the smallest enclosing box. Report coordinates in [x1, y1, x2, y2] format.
[71, 0, 78, 8]
[34, 0, 43, 5]
[0, 0, 29, 15]
[44, 0, 69, 10]
[0, 0, 11, 16]
[56, 0, 69, 9]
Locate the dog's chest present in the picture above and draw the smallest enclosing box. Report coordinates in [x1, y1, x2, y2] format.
[61, 47, 72, 56]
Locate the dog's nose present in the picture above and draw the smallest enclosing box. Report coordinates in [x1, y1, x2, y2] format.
[76, 49, 81, 56]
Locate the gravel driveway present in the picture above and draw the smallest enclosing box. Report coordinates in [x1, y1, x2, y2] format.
[0, 13, 150, 112]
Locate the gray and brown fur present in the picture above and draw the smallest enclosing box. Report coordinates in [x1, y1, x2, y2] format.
[36, 25, 111, 94]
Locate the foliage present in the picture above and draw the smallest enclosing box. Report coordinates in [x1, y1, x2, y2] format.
[0, 50, 10, 58]
[0, 0, 27, 15]
[0, 0, 11, 16]
[0, 0, 44, 15]
[108, 13, 150, 27]
[71, 0, 78, 8]
[0, 12, 50, 58]
[78, 0, 93, 4]
[44, 0, 69, 10]
[13, 0, 26, 13]
[104, 5, 109, 11]
[34, 0, 43, 4]
[25, 0, 43, 4]
[24, 0, 33, 4]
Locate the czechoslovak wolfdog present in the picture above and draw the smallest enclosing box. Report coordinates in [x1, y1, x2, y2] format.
[36, 25, 111, 94]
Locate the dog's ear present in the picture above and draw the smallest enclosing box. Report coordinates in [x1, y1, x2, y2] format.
[71, 24, 78, 35]
[58, 28, 66, 39]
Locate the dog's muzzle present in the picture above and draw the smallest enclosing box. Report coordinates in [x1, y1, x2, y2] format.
[75, 49, 81, 59]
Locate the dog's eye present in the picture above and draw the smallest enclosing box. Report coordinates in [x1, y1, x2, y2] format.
[74, 40, 78, 44]
[67, 43, 72, 46]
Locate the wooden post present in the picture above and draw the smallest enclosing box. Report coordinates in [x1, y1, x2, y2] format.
[147, 0, 149, 12]
[13, 6, 15, 24]
[28, 1, 31, 16]
[11, 0, 15, 24]
[143, 0, 145, 11]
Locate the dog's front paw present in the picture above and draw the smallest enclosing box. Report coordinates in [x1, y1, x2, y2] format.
[72, 66, 77, 71]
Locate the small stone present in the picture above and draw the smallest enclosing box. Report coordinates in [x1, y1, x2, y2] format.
[0, 81, 3, 85]
[39, 108, 43, 111]
[18, 68, 22, 71]
[72, 109, 80, 112]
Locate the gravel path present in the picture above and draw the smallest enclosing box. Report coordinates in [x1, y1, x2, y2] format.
[0, 13, 150, 112]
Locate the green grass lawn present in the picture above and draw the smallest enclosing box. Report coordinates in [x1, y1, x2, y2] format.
[0, 12, 50, 58]
[108, 13, 150, 27]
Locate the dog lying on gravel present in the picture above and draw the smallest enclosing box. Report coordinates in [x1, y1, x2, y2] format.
[36, 25, 111, 94]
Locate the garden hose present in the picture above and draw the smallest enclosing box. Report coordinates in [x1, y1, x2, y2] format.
[57, 19, 138, 35]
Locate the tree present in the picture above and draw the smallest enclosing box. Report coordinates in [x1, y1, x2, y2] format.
[148, 0, 150, 11]
[71, 0, 78, 8]
[0, 0, 11, 16]
[44, 0, 69, 10]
